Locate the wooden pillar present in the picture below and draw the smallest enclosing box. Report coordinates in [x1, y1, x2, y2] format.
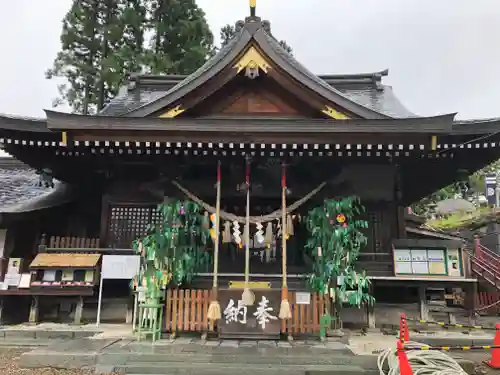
[466, 282, 478, 326]
[366, 303, 376, 329]
[126, 297, 134, 324]
[73, 296, 84, 325]
[366, 283, 376, 330]
[28, 296, 39, 324]
[0, 297, 4, 325]
[418, 285, 429, 321]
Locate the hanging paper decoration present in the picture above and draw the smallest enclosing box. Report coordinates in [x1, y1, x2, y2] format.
[242, 223, 248, 248]
[306, 196, 374, 310]
[209, 213, 217, 240]
[255, 222, 264, 244]
[232, 220, 242, 246]
[265, 222, 273, 248]
[222, 221, 231, 243]
[286, 214, 294, 237]
[335, 213, 347, 228]
[276, 218, 282, 238]
[202, 211, 210, 229]
[131, 200, 212, 300]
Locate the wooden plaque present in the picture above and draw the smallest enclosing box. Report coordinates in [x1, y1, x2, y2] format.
[218, 289, 281, 339]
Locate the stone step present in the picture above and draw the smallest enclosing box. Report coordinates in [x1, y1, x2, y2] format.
[98, 352, 369, 366]
[0, 338, 55, 347]
[110, 363, 369, 375]
[0, 329, 99, 339]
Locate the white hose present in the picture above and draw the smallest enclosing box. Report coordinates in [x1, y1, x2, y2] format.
[377, 341, 468, 375]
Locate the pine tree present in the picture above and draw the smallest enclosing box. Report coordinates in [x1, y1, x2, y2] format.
[146, 0, 214, 74]
[46, 0, 101, 114]
[219, 23, 293, 55]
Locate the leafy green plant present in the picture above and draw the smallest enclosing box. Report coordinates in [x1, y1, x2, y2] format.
[306, 197, 375, 314]
[131, 200, 211, 298]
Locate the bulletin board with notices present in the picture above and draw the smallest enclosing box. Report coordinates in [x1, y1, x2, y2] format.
[393, 247, 462, 277]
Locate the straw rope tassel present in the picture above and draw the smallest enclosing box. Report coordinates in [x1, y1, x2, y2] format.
[242, 157, 255, 306]
[207, 161, 222, 321]
[279, 162, 292, 319]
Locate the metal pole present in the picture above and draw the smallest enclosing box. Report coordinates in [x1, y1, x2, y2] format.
[132, 292, 138, 332]
[96, 272, 104, 327]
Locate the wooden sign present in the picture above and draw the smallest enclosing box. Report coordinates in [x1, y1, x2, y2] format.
[219, 289, 281, 339]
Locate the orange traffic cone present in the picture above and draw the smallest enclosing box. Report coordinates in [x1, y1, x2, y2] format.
[487, 323, 500, 368]
[400, 313, 409, 343]
[397, 341, 413, 375]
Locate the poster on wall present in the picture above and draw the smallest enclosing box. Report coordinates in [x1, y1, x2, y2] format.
[411, 261, 429, 274]
[427, 249, 445, 262]
[411, 250, 428, 262]
[394, 248, 447, 276]
[394, 249, 411, 262]
[395, 261, 412, 275]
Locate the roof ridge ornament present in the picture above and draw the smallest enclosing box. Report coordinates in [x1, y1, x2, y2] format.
[250, 0, 256, 17]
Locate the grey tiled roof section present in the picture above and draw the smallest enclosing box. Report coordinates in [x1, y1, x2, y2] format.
[98, 82, 416, 119]
[0, 163, 50, 211]
[336, 85, 417, 118]
[119, 29, 248, 117]
[99, 86, 169, 117]
[97, 25, 415, 118]
[258, 31, 388, 119]
[99, 32, 244, 117]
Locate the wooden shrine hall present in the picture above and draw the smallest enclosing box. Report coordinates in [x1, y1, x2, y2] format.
[0, 3, 498, 336]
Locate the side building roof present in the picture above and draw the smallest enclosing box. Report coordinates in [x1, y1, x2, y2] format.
[0, 157, 75, 225]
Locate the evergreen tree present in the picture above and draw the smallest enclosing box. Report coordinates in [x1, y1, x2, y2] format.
[47, 0, 148, 114]
[220, 24, 235, 47]
[48, 0, 214, 112]
[46, 0, 101, 114]
[146, 0, 214, 74]
[219, 23, 293, 55]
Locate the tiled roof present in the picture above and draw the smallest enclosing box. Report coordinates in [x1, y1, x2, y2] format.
[99, 76, 415, 119]
[98, 18, 412, 119]
[30, 253, 101, 268]
[0, 159, 51, 211]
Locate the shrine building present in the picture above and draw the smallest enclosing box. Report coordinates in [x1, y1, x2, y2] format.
[0, 4, 496, 336]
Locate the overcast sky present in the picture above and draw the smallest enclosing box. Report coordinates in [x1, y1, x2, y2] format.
[0, 0, 499, 121]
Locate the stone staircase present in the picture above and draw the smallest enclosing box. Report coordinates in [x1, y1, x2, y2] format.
[96, 341, 378, 375]
[20, 338, 380, 375]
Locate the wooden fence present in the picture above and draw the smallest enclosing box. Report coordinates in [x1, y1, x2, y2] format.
[164, 289, 329, 335]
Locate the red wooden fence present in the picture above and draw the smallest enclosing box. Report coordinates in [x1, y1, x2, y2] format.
[477, 291, 500, 314]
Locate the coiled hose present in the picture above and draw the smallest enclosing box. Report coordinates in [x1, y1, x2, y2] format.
[377, 341, 468, 375]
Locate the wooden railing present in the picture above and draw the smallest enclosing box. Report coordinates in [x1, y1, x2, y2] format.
[165, 288, 329, 336]
[477, 291, 500, 314]
[476, 243, 500, 276]
[47, 236, 100, 249]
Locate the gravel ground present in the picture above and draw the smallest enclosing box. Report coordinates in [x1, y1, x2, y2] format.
[0, 349, 119, 375]
[453, 351, 497, 375]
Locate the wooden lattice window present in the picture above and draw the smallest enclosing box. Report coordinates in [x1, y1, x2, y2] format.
[107, 205, 163, 249]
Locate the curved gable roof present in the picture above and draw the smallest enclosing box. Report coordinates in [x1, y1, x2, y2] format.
[119, 17, 389, 119]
